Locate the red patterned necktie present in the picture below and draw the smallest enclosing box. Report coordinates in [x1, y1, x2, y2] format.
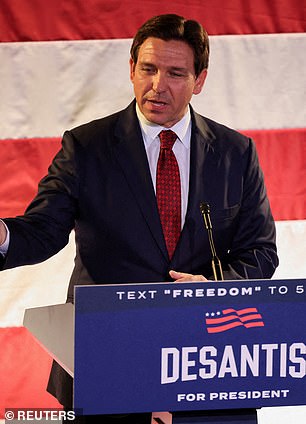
[156, 130, 181, 259]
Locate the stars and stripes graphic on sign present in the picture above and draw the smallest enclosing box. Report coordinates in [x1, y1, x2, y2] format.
[205, 307, 265, 333]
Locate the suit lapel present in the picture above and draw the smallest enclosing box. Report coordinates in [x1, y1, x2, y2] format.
[112, 102, 169, 260]
[172, 109, 218, 263]
[186, 110, 217, 222]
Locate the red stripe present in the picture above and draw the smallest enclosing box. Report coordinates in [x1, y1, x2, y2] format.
[1, 128, 305, 221]
[240, 314, 263, 323]
[0, 0, 305, 42]
[207, 321, 243, 333]
[242, 128, 306, 221]
[206, 314, 238, 325]
[223, 308, 259, 316]
[0, 138, 61, 217]
[245, 322, 265, 328]
[0, 327, 61, 418]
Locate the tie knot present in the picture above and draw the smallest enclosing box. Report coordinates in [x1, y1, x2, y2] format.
[159, 130, 177, 150]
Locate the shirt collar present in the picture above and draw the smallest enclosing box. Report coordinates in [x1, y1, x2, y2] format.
[136, 103, 191, 149]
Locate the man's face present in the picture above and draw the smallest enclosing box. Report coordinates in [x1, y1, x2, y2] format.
[130, 37, 207, 128]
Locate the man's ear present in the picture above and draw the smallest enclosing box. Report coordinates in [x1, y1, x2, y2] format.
[129, 58, 136, 82]
[193, 69, 208, 95]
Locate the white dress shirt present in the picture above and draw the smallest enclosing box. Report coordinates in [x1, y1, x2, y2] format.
[136, 104, 191, 228]
[0, 220, 9, 256]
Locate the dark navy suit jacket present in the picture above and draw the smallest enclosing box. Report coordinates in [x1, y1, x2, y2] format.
[2, 100, 278, 405]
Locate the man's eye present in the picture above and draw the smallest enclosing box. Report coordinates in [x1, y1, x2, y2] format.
[169, 72, 184, 78]
[141, 67, 155, 73]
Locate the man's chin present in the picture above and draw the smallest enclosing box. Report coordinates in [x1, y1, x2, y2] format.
[142, 109, 173, 127]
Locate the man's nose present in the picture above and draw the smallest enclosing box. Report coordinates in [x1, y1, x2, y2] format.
[152, 72, 166, 93]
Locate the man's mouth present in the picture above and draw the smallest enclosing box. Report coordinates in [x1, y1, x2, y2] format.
[146, 99, 167, 108]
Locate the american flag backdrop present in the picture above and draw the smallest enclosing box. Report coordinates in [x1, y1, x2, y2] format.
[0, 0, 305, 420]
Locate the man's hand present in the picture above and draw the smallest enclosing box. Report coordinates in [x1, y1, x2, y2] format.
[169, 270, 208, 282]
[0, 221, 7, 246]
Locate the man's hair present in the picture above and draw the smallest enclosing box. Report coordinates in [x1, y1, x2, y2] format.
[130, 14, 209, 77]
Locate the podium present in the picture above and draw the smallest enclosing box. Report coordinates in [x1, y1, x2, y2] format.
[24, 279, 306, 423]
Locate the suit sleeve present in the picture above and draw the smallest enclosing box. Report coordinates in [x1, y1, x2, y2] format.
[221, 139, 278, 280]
[1, 131, 79, 270]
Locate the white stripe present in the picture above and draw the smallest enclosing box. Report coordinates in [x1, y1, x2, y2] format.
[194, 33, 306, 130]
[273, 220, 306, 280]
[1, 33, 305, 139]
[258, 406, 306, 424]
[0, 221, 305, 327]
[0, 233, 74, 327]
[0, 39, 133, 138]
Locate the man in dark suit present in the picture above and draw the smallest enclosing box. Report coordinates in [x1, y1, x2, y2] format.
[0, 14, 278, 424]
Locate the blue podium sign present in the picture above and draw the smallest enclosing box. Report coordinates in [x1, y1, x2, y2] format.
[74, 279, 306, 415]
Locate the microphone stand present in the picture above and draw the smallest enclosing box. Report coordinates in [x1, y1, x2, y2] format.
[200, 202, 224, 281]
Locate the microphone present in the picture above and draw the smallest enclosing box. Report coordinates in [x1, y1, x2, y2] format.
[199, 202, 224, 281]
